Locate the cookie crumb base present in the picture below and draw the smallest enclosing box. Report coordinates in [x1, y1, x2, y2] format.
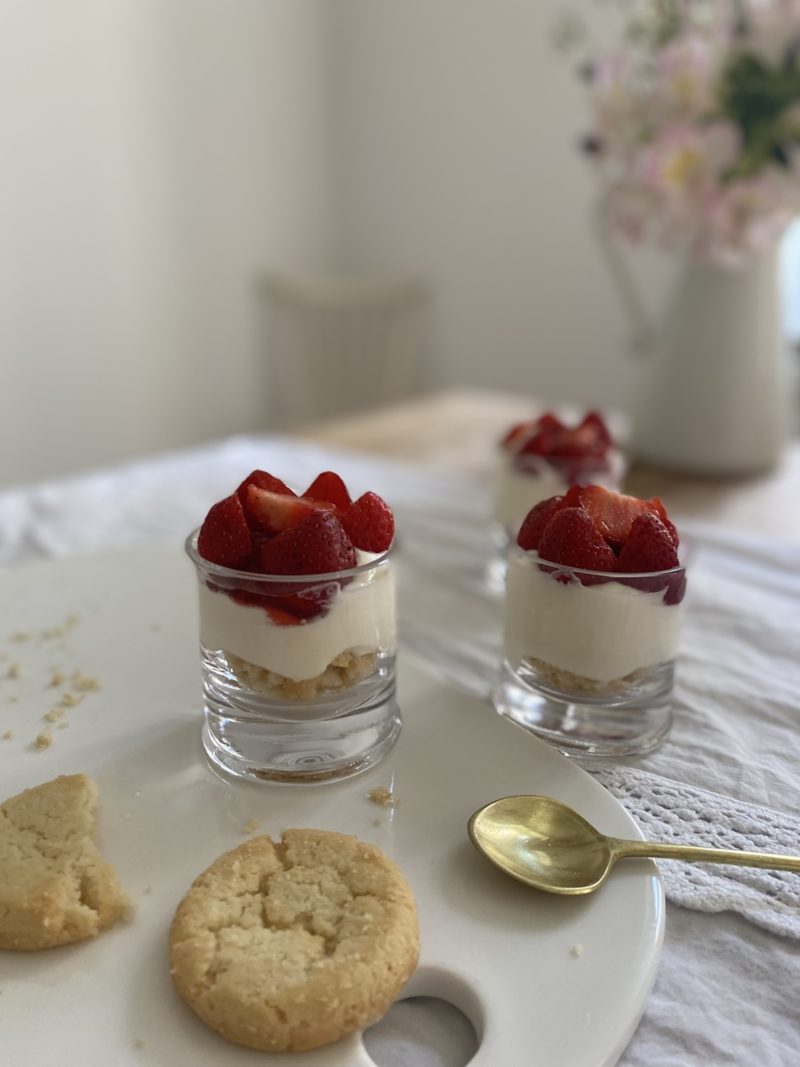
[525, 656, 645, 695]
[228, 649, 378, 702]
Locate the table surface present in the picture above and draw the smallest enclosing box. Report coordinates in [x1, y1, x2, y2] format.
[294, 387, 800, 542]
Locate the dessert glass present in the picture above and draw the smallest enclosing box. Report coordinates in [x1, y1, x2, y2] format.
[492, 543, 687, 758]
[186, 531, 400, 783]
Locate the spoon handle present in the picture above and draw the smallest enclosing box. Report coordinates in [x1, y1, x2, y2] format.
[610, 838, 800, 873]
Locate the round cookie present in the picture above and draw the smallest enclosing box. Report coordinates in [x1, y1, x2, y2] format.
[168, 829, 419, 1052]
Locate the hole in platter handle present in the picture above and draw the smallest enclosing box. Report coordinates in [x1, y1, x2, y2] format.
[362, 966, 482, 1067]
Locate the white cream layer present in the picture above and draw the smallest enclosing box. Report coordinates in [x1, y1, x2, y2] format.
[198, 552, 396, 682]
[493, 454, 565, 533]
[504, 552, 683, 683]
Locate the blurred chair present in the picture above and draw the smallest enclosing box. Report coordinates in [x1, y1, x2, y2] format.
[260, 271, 431, 428]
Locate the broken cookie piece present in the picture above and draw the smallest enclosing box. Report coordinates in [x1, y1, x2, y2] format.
[0, 774, 129, 950]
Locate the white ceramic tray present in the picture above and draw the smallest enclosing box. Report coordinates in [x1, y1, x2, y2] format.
[0, 548, 664, 1066]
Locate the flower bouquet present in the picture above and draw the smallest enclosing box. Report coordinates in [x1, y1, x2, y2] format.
[562, 0, 800, 262]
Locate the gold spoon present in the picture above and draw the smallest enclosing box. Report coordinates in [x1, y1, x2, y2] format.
[468, 794, 800, 895]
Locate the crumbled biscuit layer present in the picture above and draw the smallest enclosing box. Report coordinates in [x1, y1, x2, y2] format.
[169, 830, 419, 1052]
[525, 656, 646, 695]
[0, 774, 129, 950]
[228, 649, 378, 702]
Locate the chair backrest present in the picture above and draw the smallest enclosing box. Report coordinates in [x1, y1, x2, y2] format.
[260, 271, 431, 428]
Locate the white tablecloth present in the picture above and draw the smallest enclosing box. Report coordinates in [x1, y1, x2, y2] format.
[1, 434, 799, 1066]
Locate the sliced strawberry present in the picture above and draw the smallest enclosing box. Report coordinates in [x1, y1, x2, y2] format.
[500, 420, 536, 451]
[245, 485, 333, 535]
[650, 498, 680, 547]
[197, 494, 253, 568]
[617, 512, 680, 573]
[517, 495, 566, 551]
[537, 506, 617, 572]
[236, 470, 295, 504]
[579, 410, 612, 447]
[258, 511, 356, 575]
[518, 429, 555, 457]
[304, 471, 352, 509]
[264, 604, 304, 626]
[340, 492, 395, 552]
[568, 485, 648, 544]
[537, 412, 565, 433]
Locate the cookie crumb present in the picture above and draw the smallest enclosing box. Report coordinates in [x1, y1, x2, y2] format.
[133, 1038, 146, 1051]
[60, 692, 84, 708]
[367, 787, 395, 808]
[240, 818, 260, 835]
[570, 943, 584, 958]
[2, 730, 13, 741]
[44, 707, 65, 724]
[10, 632, 30, 643]
[71, 672, 101, 693]
[48, 670, 66, 688]
[6, 696, 17, 704]
[34, 731, 53, 751]
[6, 663, 20, 680]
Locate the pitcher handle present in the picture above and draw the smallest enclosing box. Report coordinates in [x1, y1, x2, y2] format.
[593, 195, 656, 358]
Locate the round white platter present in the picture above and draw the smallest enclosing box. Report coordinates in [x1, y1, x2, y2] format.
[0, 548, 663, 1066]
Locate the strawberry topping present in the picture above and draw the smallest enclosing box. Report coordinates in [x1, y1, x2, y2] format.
[537, 507, 617, 572]
[508, 410, 614, 462]
[244, 485, 333, 535]
[236, 470, 295, 502]
[617, 512, 680, 572]
[197, 494, 253, 568]
[197, 469, 394, 622]
[258, 512, 357, 576]
[516, 495, 566, 551]
[516, 485, 684, 601]
[340, 492, 395, 552]
[304, 471, 352, 510]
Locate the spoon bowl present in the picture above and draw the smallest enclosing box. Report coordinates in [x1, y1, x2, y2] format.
[468, 794, 800, 896]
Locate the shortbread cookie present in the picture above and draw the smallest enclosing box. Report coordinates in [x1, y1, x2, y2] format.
[169, 829, 419, 1052]
[0, 774, 129, 951]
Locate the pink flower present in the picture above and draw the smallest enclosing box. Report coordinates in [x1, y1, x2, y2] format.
[644, 122, 742, 211]
[588, 52, 646, 150]
[655, 35, 718, 118]
[703, 172, 794, 261]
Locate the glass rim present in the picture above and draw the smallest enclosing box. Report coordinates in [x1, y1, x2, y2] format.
[185, 529, 392, 583]
[509, 542, 686, 580]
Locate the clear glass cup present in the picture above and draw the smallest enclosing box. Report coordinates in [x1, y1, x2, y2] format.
[492, 543, 687, 758]
[487, 448, 627, 592]
[185, 531, 400, 783]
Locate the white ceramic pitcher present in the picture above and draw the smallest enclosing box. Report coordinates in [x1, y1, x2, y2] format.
[599, 214, 792, 476]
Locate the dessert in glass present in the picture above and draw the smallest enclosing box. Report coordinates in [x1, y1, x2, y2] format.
[186, 469, 400, 783]
[493, 410, 625, 542]
[493, 485, 686, 758]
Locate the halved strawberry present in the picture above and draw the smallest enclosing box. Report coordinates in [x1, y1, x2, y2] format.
[236, 470, 295, 503]
[304, 471, 352, 509]
[197, 494, 253, 568]
[536, 506, 617, 573]
[245, 485, 333, 535]
[517, 495, 566, 551]
[617, 512, 680, 573]
[569, 485, 679, 548]
[258, 511, 356, 575]
[340, 492, 394, 552]
[501, 420, 536, 451]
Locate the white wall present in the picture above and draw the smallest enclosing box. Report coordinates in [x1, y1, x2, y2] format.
[0, 0, 337, 487]
[333, 0, 667, 411]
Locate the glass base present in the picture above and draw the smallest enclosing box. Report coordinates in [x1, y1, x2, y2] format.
[202, 681, 401, 784]
[492, 660, 673, 759]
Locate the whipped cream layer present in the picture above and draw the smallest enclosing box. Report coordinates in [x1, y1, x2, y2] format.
[198, 552, 396, 682]
[493, 448, 626, 536]
[504, 551, 683, 683]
